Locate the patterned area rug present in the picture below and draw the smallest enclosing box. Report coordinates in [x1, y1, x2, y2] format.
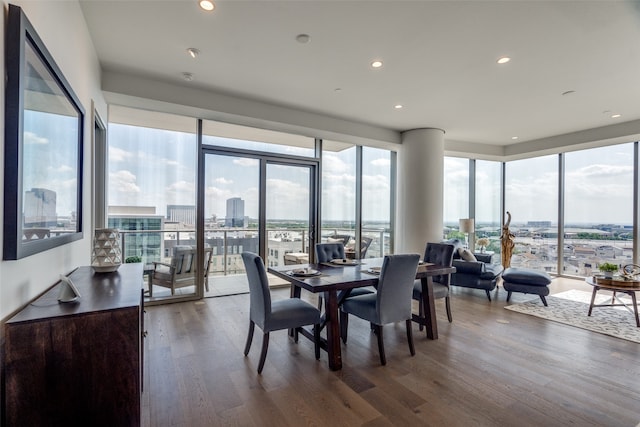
[505, 289, 640, 343]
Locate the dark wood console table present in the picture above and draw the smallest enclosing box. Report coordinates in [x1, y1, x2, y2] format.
[4, 263, 144, 426]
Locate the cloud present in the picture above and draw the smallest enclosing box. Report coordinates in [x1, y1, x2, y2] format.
[167, 180, 195, 193]
[109, 146, 134, 162]
[23, 131, 49, 145]
[109, 170, 140, 193]
[370, 158, 390, 167]
[234, 158, 259, 167]
[47, 164, 74, 173]
[215, 177, 233, 185]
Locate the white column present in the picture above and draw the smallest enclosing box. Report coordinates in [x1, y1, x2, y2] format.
[396, 128, 445, 255]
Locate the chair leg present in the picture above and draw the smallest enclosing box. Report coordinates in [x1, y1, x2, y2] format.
[445, 296, 453, 323]
[418, 298, 424, 331]
[340, 311, 349, 344]
[485, 289, 492, 301]
[506, 291, 512, 302]
[244, 320, 255, 356]
[405, 319, 415, 356]
[374, 324, 386, 365]
[314, 324, 321, 360]
[257, 332, 270, 374]
[540, 295, 548, 306]
[294, 327, 299, 343]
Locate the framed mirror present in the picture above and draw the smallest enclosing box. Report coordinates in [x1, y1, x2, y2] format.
[4, 4, 85, 260]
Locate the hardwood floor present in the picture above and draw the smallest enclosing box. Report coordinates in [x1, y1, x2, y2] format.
[142, 278, 640, 426]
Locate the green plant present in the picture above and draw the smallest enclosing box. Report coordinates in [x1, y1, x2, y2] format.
[125, 256, 142, 264]
[598, 262, 618, 272]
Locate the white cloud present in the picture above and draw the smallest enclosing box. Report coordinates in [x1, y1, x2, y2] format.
[47, 164, 74, 173]
[370, 158, 390, 167]
[109, 146, 134, 162]
[23, 131, 48, 145]
[215, 177, 233, 185]
[167, 180, 195, 193]
[109, 170, 140, 194]
[234, 158, 259, 167]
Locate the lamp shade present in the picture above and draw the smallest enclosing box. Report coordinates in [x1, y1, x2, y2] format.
[459, 218, 475, 233]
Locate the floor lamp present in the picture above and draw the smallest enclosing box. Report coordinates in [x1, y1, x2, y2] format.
[459, 218, 475, 250]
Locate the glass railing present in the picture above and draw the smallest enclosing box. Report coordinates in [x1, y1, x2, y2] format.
[117, 227, 391, 276]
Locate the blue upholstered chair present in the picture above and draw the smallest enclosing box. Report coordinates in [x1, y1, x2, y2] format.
[241, 252, 321, 374]
[412, 242, 455, 326]
[315, 243, 375, 310]
[339, 254, 420, 365]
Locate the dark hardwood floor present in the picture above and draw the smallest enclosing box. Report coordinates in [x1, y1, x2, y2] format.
[142, 278, 640, 426]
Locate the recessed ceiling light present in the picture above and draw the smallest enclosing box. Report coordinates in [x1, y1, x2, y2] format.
[394, 104, 403, 109]
[611, 114, 622, 118]
[511, 136, 519, 140]
[497, 57, 511, 64]
[186, 48, 200, 58]
[199, 0, 215, 11]
[371, 60, 383, 68]
[182, 72, 194, 81]
[296, 34, 311, 44]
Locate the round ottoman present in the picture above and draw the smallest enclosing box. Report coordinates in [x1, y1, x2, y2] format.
[502, 267, 552, 306]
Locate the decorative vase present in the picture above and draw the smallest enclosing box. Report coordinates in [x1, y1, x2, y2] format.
[91, 228, 122, 272]
[604, 271, 614, 279]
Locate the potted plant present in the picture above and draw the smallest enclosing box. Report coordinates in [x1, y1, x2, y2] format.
[599, 262, 618, 278]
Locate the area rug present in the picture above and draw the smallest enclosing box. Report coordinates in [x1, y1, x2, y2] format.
[504, 289, 640, 343]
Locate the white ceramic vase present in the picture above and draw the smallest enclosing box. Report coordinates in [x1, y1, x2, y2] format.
[91, 228, 122, 272]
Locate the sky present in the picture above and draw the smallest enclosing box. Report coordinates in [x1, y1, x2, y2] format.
[108, 123, 392, 223]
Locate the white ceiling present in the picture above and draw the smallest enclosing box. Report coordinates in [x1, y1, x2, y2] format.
[79, 0, 640, 147]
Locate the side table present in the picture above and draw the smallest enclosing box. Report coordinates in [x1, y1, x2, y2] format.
[585, 276, 640, 327]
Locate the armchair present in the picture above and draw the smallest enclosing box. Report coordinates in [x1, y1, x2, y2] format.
[446, 239, 503, 301]
[150, 245, 213, 296]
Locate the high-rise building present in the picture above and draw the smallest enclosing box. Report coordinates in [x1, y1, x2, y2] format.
[167, 204, 195, 225]
[225, 197, 245, 228]
[24, 188, 57, 227]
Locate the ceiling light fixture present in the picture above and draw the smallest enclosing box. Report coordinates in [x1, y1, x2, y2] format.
[186, 48, 200, 58]
[182, 72, 194, 81]
[611, 114, 622, 118]
[511, 136, 519, 140]
[394, 104, 403, 109]
[295, 34, 310, 44]
[199, 0, 215, 11]
[371, 60, 383, 68]
[497, 57, 511, 64]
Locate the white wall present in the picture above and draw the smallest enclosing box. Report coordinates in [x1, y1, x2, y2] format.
[0, 1, 106, 320]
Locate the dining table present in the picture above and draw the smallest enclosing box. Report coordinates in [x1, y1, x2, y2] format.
[268, 257, 455, 371]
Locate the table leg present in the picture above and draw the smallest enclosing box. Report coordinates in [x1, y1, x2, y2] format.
[588, 286, 599, 316]
[420, 276, 438, 340]
[324, 290, 342, 370]
[629, 291, 640, 327]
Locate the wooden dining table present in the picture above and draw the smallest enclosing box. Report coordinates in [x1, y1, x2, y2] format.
[268, 257, 455, 371]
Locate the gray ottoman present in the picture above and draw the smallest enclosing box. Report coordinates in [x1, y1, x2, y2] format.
[502, 268, 552, 306]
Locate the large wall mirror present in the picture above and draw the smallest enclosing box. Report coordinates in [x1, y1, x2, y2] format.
[4, 4, 84, 260]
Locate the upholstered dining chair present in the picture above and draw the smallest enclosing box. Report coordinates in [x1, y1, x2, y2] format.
[412, 242, 455, 326]
[339, 254, 420, 365]
[241, 252, 321, 374]
[315, 243, 375, 310]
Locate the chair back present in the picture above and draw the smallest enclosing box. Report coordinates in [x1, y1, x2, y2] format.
[241, 252, 271, 329]
[424, 243, 455, 285]
[376, 254, 420, 324]
[170, 246, 213, 285]
[360, 237, 373, 258]
[315, 243, 345, 263]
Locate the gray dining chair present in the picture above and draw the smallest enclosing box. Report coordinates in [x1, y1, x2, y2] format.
[241, 252, 321, 374]
[315, 243, 375, 310]
[412, 242, 455, 325]
[339, 253, 420, 365]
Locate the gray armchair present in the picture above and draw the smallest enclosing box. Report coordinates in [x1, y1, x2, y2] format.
[446, 239, 503, 300]
[339, 254, 420, 365]
[241, 252, 321, 374]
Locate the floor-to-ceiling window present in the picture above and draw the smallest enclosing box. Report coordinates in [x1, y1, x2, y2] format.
[444, 157, 470, 241]
[108, 106, 197, 301]
[321, 140, 356, 245]
[475, 160, 502, 258]
[563, 143, 635, 275]
[505, 155, 559, 273]
[362, 147, 393, 258]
